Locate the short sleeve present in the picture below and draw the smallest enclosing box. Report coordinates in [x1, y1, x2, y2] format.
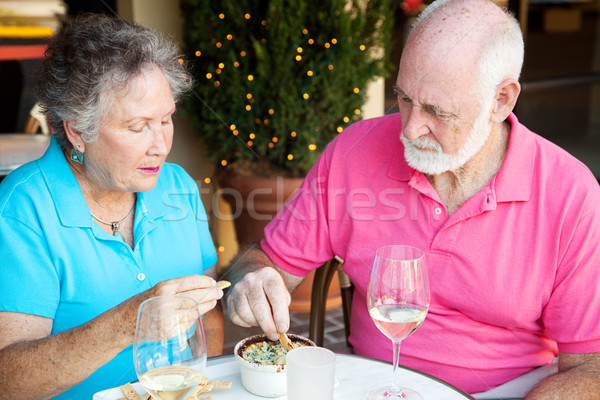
[542, 190, 600, 353]
[0, 214, 60, 318]
[261, 148, 335, 276]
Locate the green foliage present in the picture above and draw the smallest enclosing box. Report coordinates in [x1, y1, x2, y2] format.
[181, 0, 394, 177]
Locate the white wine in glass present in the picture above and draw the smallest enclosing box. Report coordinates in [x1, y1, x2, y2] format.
[366, 245, 430, 400]
[134, 295, 207, 400]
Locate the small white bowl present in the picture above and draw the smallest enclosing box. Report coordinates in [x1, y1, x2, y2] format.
[234, 333, 315, 397]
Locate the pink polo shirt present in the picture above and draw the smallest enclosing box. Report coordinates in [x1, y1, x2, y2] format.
[262, 113, 600, 394]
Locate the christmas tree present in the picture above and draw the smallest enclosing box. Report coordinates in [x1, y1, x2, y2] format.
[181, 0, 394, 177]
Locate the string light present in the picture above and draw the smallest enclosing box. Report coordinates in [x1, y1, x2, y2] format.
[221, 160, 228, 166]
[234, 61, 240, 67]
[248, 75, 254, 81]
[230, 124, 236, 130]
[353, 88, 360, 94]
[261, 20, 267, 26]
[218, 245, 225, 252]
[307, 70, 313, 76]
[268, 143, 274, 148]
[226, 34, 233, 40]
[290, 131, 297, 137]
[195, 50, 201, 57]
[297, 47, 303, 53]
[328, 64, 334, 70]
[287, 154, 294, 160]
[206, 73, 213, 79]
[268, 109, 275, 115]
[214, 81, 220, 87]
[244, 13, 251, 19]
[308, 38, 314, 45]
[308, 144, 317, 151]
[359, 44, 366, 51]
[303, 93, 309, 99]
[240, 51, 246, 57]
[216, 68, 222, 74]
[247, 140, 253, 146]
[295, 55, 302, 61]
[219, 13, 225, 19]
[331, 38, 338, 44]
[218, 62, 225, 69]
[216, 42, 222, 48]
[178, 58, 184, 64]
[246, 105, 252, 111]
[263, 119, 269, 125]
[272, 137, 278, 143]
[324, 42, 330, 48]
[249, 133, 256, 139]
[302, 28, 308, 34]
[343, 116, 350, 123]
[337, 126, 343, 133]
[204, 177, 211, 184]
[233, 130, 239, 135]
[354, 109, 361, 115]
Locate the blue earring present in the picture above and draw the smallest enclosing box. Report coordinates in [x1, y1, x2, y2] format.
[70, 148, 84, 164]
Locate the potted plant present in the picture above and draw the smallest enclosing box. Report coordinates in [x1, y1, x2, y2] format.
[181, 0, 393, 310]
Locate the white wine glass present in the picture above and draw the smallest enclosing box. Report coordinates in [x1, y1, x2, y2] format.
[134, 295, 207, 400]
[366, 245, 430, 400]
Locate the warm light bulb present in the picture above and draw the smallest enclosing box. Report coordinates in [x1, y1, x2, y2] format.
[324, 43, 330, 48]
[272, 137, 278, 143]
[328, 65, 334, 70]
[221, 160, 228, 166]
[337, 126, 343, 133]
[246, 93, 252, 99]
[308, 38, 314, 45]
[178, 58, 184, 64]
[226, 34, 233, 40]
[287, 154, 294, 160]
[295, 55, 302, 61]
[354, 109, 360, 115]
[206, 73, 213, 79]
[343, 116, 349, 123]
[216, 42, 222, 48]
[204, 177, 211, 184]
[219, 13, 225, 19]
[302, 28, 308, 35]
[307, 70, 313, 76]
[247, 140, 253, 146]
[245, 105, 251, 111]
[234, 61, 240, 68]
[353, 88, 360, 94]
[308, 144, 317, 151]
[359, 44, 366, 51]
[218, 62, 225, 69]
[249, 133, 255, 139]
[230, 124, 236, 130]
[233, 130, 239, 135]
[291, 131, 297, 137]
[195, 50, 201, 57]
[303, 93, 309, 99]
[218, 245, 225, 252]
[214, 81, 220, 87]
[240, 51, 247, 57]
[248, 75, 254, 81]
[245, 13, 251, 19]
[331, 38, 338, 44]
[297, 47, 303, 53]
[268, 109, 275, 115]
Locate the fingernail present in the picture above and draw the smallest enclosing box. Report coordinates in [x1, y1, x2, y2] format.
[277, 324, 288, 333]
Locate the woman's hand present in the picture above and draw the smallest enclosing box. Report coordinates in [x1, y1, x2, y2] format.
[148, 274, 224, 315]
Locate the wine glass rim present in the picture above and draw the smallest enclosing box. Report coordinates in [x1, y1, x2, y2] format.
[375, 244, 425, 261]
[138, 294, 198, 315]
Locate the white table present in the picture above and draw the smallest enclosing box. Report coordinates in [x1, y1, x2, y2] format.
[0, 134, 50, 177]
[93, 353, 474, 400]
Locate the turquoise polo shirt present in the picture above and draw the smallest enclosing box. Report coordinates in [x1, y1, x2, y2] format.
[0, 137, 217, 399]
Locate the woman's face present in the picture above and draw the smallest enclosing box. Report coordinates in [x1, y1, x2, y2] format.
[81, 66, 176, 194]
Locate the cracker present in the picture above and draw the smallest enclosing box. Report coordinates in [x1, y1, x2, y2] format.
[120, 383, 141, 400]
[215, 280, 231, 290]
[279, 332, 293, 351]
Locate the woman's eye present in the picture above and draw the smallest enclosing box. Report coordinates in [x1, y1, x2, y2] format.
[129, 124, 145, 133]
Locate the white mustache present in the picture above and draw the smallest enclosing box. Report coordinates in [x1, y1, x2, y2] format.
[403, 135, 442, 152]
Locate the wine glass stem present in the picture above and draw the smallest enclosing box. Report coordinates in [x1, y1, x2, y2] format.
[390, 339, 403, 397]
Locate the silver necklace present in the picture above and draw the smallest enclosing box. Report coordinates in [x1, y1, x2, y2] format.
[90, 204, 135, 242]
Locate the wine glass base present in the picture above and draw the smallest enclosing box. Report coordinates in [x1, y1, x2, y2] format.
[365, 385, 424, 400]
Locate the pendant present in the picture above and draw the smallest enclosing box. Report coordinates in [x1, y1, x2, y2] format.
[113, 231, 126, 242]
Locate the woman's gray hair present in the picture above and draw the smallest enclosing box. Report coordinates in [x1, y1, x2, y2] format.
[35, 13, 192, 149]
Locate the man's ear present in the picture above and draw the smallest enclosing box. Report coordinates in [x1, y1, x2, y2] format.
[63, 120, 86, 152]
[491, 78, 521, 123]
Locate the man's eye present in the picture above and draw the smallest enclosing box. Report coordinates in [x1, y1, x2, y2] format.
[398, 96, 411, 104]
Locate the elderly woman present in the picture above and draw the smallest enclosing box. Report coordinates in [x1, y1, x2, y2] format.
[0, 14, 223, 400]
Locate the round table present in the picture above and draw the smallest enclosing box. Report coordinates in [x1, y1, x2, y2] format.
[94, 353, 474, 400]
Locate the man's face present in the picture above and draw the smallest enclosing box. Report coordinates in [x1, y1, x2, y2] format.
[395, 46, 493, 175]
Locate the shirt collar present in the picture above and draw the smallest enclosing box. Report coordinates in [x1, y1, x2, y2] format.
[39, 137, 174, 228]
[387, 113, 534, 203]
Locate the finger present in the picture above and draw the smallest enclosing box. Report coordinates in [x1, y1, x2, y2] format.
[264, 283, 291, 334]
[227, 295, 254, 328]
[245, 286, 278, 340]
[196, 299, 218, 315]
[174, 275, 216, 292]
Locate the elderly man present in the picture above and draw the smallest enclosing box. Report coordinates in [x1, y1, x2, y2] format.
[226, 0, 600, 397]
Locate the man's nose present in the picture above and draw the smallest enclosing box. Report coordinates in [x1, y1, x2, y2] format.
[401, 106, 430, 141]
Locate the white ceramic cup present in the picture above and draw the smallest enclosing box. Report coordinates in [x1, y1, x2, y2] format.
[286, 346, 336, 400]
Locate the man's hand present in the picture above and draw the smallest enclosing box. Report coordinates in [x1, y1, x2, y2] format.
[226, 245, 303, 341]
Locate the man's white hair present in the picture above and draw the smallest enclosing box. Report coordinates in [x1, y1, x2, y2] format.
[410, 0, 524, 109]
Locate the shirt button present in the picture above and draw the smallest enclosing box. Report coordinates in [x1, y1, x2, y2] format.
[137, 273, 146, 281]
[434, 207, 442, 215]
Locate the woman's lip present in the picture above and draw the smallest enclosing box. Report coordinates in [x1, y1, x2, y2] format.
[139, 166, 160, 173]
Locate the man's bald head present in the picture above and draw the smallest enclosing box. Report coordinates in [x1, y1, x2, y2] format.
[401, 0, 524, 105]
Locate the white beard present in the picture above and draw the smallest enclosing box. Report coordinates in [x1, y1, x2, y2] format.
[401, 107, 493, 175]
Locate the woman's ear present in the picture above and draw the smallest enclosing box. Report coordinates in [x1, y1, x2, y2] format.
[63, 120, 86, 153]
[491, 78, 521, 123]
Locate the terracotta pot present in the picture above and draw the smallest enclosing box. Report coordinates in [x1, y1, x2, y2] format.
[217, 168, 341, 313]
